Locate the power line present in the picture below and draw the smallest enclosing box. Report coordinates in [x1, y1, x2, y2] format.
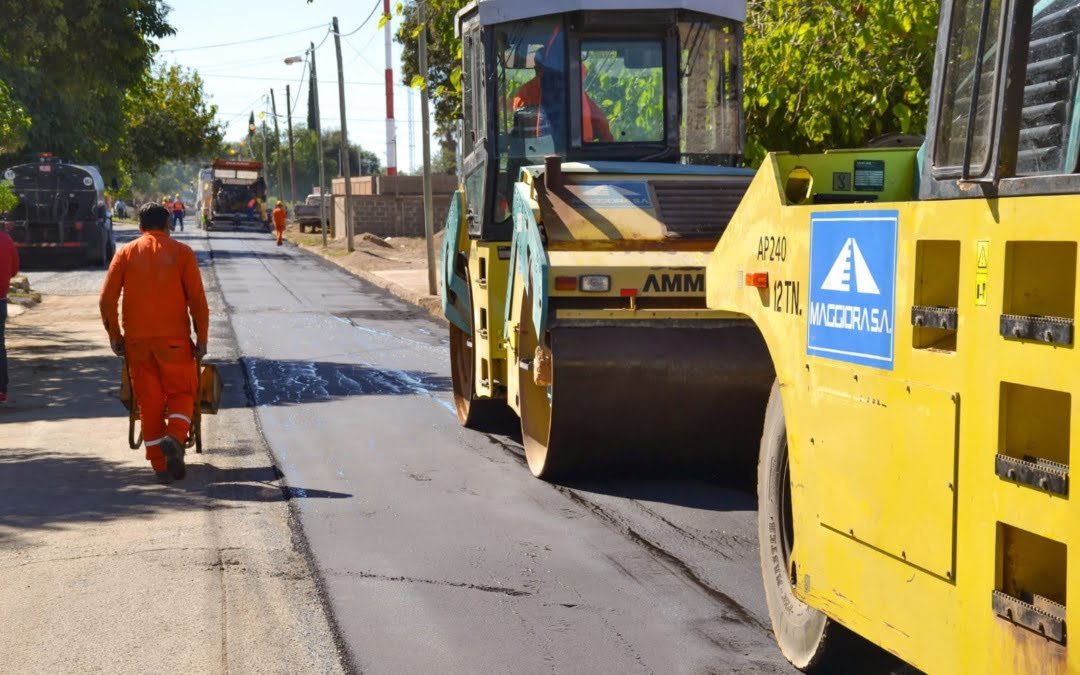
[219, 93, 269, 132]
[159, 23, 328, 53]
[199, 73, 408, 87]
[337, 0, 383, 38]
[289, 59, 310, 118]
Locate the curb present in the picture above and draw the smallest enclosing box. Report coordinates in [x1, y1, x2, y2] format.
[294, 239, 447, 327]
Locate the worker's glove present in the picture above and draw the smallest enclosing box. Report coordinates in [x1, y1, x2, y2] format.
[194, 342, 207, 359]
[111, 338, 125, 356]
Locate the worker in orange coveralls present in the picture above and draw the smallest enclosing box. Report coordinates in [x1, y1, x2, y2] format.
[99, 203, 209, 484]
[272, 200, 287, 246]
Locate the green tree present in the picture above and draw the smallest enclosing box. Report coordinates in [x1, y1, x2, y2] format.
[124, 64, 224, 174]
[0, 0, 173, 171]
[0, 81, 30, 154]
[0, 181, 17, 213]
[743, 0, 938, 163]
[395, 0, 466, 153]
[0, 1, 223, 184]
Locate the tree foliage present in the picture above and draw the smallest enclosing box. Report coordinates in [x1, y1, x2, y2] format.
[0, 181, 17, 213]
[743, 0, 938, 162]
[0, 1, 223, 181]
[0, 81, 30, 154]
[124, 64, 223, 174]
[395, 0, 466, 149]
[396, 0, 939, 166]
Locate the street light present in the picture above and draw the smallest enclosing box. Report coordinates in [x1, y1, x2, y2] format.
[284, 56, 303, 65]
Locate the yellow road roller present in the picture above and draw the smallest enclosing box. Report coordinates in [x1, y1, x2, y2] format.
[706, 0, 1080, 671]
[441, 0, 774, 479]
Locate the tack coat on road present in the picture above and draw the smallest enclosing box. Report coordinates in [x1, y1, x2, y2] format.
[206, 230, 793, 673]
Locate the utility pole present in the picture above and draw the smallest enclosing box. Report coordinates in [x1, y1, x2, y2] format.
[261, 107, 269, 186]
[270, 89, 285, 204]
[285, 84, 298, 210]
[418, 1, 436, 295]
[333, 16, 355, 252]
[310, 41, 328, 247]
[383, 0, 397, 176]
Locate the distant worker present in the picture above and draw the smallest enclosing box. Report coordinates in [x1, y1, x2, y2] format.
[172, 194, 185, 232]
[99, 203, 209, 484]
[272, 200, 287, 246]
[0, 226, 20, 404]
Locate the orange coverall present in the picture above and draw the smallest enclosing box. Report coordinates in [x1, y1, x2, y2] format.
[512, 71, 614, 143]
[99, 230, 209, 473]
[272, 206, 287, 245]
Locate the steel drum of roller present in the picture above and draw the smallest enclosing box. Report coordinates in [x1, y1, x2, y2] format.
[519, 320, 775, 480]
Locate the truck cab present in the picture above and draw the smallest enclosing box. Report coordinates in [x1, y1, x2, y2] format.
[1, 155, 115, 267]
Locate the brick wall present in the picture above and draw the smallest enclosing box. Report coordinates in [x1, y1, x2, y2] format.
[329, 174, 456, 239]
[330, 194, 451, 239]
[331, 174, 457, 196]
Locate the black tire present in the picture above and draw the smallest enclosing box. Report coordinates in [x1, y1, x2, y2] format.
[759, 379, 833, 670]
[449, 315, 509, 430]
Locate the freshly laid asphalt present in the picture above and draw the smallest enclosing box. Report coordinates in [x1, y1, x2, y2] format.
[201, 228, 792, 674]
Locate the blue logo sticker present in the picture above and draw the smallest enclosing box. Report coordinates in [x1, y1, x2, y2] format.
[807, 210, 898, 369]
[566, 181, 653, 209]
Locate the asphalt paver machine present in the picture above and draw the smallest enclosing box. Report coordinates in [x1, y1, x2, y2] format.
[441, 0, 774, 479]
[705, 0, 1080, 671]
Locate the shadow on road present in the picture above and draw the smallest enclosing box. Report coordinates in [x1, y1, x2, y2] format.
[0, 450, 351, 543]
[560, 476, 757, 512]
[206, 250, 292, 263]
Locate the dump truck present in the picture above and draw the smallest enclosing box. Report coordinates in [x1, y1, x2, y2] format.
[704, 0, 1080, 671]
[203, 159, 269, 231]
[440, 0, 774, 479]
[1, 155, 115, 267]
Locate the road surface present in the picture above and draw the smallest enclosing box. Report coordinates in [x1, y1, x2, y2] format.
[23, 226, 911, 673]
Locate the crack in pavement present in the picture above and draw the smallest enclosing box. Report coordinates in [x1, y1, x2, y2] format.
[327, 570, 531, 597]
[552, 485, 770, 633]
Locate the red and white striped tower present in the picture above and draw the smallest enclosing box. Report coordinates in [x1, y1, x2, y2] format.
[383, 0, 398, 175]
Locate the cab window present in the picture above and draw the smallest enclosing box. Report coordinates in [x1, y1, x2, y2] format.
[934, 0, 1005, 176]
[579, 40, 664, 143]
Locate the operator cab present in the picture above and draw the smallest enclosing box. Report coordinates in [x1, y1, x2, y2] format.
[456, 1, 745, 237]
[923, 0, 1080, 198]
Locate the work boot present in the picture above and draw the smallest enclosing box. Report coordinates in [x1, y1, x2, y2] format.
[155, 471, 174, 485]
[160, 435, 186, 480]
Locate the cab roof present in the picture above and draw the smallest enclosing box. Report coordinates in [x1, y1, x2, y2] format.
[456, 0, 745, 29]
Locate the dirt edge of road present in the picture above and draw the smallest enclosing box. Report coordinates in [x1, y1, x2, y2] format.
[199, 250, 360, 674]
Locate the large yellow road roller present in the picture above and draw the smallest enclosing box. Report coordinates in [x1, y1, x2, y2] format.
[441, 0, 774, 479]
[706, 0, 1080, 671]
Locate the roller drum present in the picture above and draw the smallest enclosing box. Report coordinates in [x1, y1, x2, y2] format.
[528, 320, 774, 479]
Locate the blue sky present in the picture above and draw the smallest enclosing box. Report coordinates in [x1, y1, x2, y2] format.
[154, 0, 424, 173]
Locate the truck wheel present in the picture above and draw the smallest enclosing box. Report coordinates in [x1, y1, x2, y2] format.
[759, 379, 833, 670]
